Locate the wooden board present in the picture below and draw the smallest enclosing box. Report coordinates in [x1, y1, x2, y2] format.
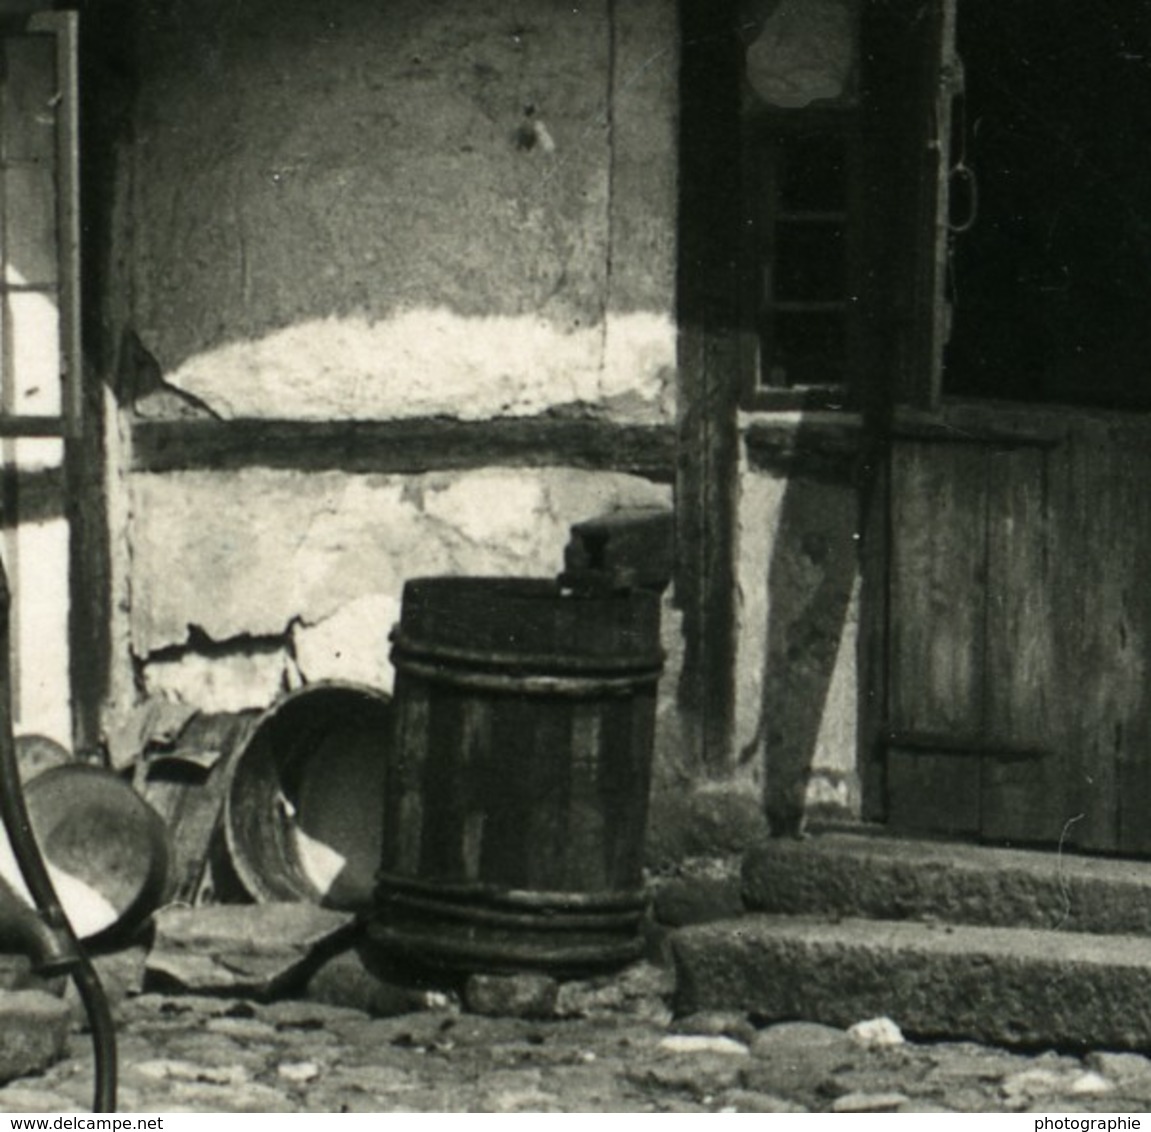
[885, 415, 1151, 855]
[888, 440, 987, 741]
[980, 446, 1063, 843]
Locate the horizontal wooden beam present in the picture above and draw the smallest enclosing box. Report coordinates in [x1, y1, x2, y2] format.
[886, 730, 1049, 762]
[0, 416, 65, 438]
[130, 416, 678, 482]
[0, 464, 64, 525]
[891, 402, 1067, 449]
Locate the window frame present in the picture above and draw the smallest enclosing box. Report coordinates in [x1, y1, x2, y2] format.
[738, 104, 864, 412]
[735, 0, 959, 417]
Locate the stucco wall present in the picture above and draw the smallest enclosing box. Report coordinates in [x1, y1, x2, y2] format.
[95, 0, 874, 859]
[733, 441, 864, 833]
[105, 0, 687, 786]
[129, 466, 673, 705]
[124, 0, 677, 423]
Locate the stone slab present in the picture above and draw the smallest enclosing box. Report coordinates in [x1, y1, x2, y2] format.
[672, 915, 1151, 1050]
[743, 830, 1151, 935]
[650, 858, 744, 928]
[464, 973, 558, 1020]
[0, 991, 70, 1084]
[146, 904, 356, 998]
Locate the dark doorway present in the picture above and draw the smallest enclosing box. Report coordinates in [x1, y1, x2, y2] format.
[945, 4, 1151, 410]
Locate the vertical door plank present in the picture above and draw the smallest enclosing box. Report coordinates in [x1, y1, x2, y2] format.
[888, 440, 987, 734]
[1051, 423, 1129, 851]
[887, 746, 981, 835]
[981, 445, 1062, 843]
[887, 439, 988, 830]
[1108, 422, 1151, 853]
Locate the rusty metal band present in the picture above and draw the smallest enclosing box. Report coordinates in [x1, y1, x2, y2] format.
[377, 889, 643, 934]
[391, 656, 661, 697]
[376, 870, 646, 913]
[390, 631, 665, 676]
[368, 921, 646, 971]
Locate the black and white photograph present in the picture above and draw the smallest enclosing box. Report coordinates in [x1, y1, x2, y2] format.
[0, 0, 1146, 1118]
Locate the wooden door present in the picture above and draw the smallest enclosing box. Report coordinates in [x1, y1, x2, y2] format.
[886, 411, 1151, 854]
[882, 4, 1151, 854]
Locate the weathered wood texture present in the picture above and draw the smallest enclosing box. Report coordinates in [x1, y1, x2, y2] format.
[886, 419, 1151, 854]
[130, 417, 677, 481]
[374, 577, 661, 973]
[859, 0, 958, 412]
[674, 0, 742, 772]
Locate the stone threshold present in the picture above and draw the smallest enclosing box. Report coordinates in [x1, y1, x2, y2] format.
[671, 914, 1151, 1051]
[743, 827, 1151, 937]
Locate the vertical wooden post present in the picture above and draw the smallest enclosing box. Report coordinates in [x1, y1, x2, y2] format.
[675, 0, 741, 773]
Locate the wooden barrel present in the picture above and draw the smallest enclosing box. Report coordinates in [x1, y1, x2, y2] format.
[370, 577, 663, 975]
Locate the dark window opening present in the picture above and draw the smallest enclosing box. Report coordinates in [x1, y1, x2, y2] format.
[945, 4, 1151, 411]
[743, 117, 860, 402]
[734, 0, 952, 412]
[736, 0, 864, 409]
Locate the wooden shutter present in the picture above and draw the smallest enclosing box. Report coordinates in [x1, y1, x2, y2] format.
[861, 0, 959, 411]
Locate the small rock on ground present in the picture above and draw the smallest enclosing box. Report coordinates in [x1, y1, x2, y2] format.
[1071, 1072, 1113, 1096]
[832, 1091, 909, 1113]
[750, 1020, 852, 1057]
[719, 1089, 808, 1113]
[303, 950, 433, 1018]
[277, 1061, 321, 1084]
[0, 991, 70, 1084]
[554, 962, 672, 1022]
[1086, 1051, 1151, 1082]
[658, 1035, 749, 1056]
[670, 1011, 756, 1045]
[0, 978, 1150, 1113]
[849, 1016, 905, 1048]
[465, 973, 558, 1020]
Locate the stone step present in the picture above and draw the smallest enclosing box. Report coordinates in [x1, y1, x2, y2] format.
[670, 914, 1151, 1050]
[743, 830, 1151, 936]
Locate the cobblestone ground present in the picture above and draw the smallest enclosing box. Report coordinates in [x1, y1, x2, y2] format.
[1, 965, 1150, 1114]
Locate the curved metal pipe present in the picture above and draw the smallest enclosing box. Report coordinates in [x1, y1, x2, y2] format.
[0, 561, 116, 1111]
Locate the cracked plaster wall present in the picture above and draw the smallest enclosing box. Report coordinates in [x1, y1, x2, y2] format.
[129, 465, 675, 709]
[734, 466, 862, 827]
[124, 0, 678, 422]
[106, 0, 697, 835]
[112, 0, 683, 696]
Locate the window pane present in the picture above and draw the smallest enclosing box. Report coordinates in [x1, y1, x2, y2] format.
[762, 309, 845, 388]
[4, 290, 60, 415]
[779, 132, 847, 213]
[773, 222, 845, 301]
[5, 164, 57, 287]
[2, 36, 56, 164]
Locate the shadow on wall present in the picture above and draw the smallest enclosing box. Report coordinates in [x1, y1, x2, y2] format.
[753, 416, 878, 835]
[82, 0, 679, 423]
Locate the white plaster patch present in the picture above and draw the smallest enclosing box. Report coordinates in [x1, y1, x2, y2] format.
[291, 593, 400, 693]
[4, 436, 70, 748]
[419, 475, 547, 559]
[130, 467, 673, 659]
[7, 516, 71, 748]
[804, 772, 856, 813]
[733, 471, 788, 755]
[143, 648, 289, 714]
[7, 286, 61, 415]
[811, 572, 860, 779]
[734, 462, 861, 813]
[161, 308, 676, 424]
